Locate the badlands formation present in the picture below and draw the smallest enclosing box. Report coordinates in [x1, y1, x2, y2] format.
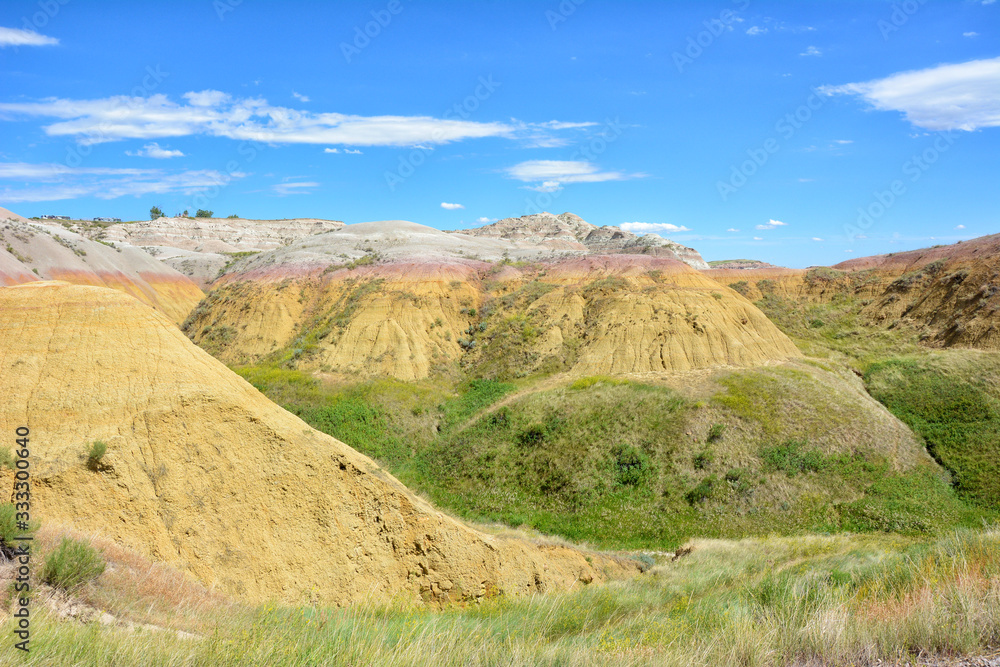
[0, 207, 203, 324]
[0, 282, 636, 605]
[82, 215, 345, 289]
[706, 233, 1000, 350]
[455, 212, 710, 269]
[187, 218, 799, 380]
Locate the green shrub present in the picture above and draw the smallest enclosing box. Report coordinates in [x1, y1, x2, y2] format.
[0, 503, 38, 546]
[693, 450, 714, 470]
[707, 423, 725, 442]
[613, 444, 650, 487]
[41, 537, 106, 590]
[760, 440, 827, 476]
[0, 448, 13, 470]
[86, 441, 107, 471]
[685, 476, 717, 504]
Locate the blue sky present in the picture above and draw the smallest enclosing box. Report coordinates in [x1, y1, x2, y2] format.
[1, 0, 998, 267]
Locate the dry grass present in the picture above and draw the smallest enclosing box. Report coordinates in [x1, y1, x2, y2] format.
[3, 528, 999, 665]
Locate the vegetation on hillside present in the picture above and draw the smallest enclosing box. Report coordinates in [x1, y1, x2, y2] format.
[236, 363, 989, 550]
[866, 351, 1000, 508]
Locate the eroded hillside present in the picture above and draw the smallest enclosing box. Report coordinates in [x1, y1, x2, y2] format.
[0, 282, 637, 605]
[0, 209, 203, 324]
[184, 221, 799, 380]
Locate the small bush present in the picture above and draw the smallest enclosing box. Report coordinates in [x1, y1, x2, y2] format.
[693, 450, 714, 470]
[724, 468, 744, 483]
[685, 476, 717, 504]
[86, 441, 107, 471]
[613, 444, 650, 487]
[707, 423, 725, 442]
[0, 448, 13, 470]
[41, 537, 106, 590]
[0, 503, 38, 547]
[760, 439, 826, 476]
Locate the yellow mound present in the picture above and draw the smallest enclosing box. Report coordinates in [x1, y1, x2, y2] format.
[189, 256, 801, 380]
[0, 282, 636, 605]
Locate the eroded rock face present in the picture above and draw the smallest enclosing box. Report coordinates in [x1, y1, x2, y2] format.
[704, 234, 1000, 351]
[458, 212, 710, 269]
[189, 243, 800, 380]
[0, 282, 638, 605]
[91, 216, 345, 289]
[0, 214, 203, 324]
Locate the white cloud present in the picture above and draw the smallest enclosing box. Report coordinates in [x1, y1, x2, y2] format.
[324, 147, 362, 154]
[753, 236, 764, 241]
[292, 91, 310, 102]
[182, 90, 231, 107]
[800, 46, 822, 57]
[819, 57, 1000, 131]
[755, 219, 788, 230]
[0, 91, 583, 148]
[440, 202, 464, 210]
[984, 0, 996, 4]
[726, 228, 740, 232]
[833, 139, 854, 144]
[504, 159, 644, 192]
[964, 32, 979, 37]
[272, 180, 319, 196]
[0, 27, 58, 47]
[475, 217, 496, 224]
[812, 237, 824, 241]
[0, 161, 243, 202]
[746, 26, 767, 35]
[956, 224, 966, 229]
[125, 142, 184, 158]
[856, 234, 868, 239]
[535, 120, 599, 130]
[620, 222, 690, 234]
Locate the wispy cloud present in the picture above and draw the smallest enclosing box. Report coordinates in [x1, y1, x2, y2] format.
[726, 228, 740, 232]
[504, 159, 644, 192]
[125, 142, 184, 158]
[0, 90, 590, 148]
[272, 180, 318, 196]
[963, 32, 979, 38]
[0, 161, 242, 202]
[753, 236, 764, 241]
[800, 46, 822, 57]
[755, 219, 789, 230]
[955, 224, 966, 229]
[292, 91, 310, 102]
[619, 222, 690, 234]
[812, 237, 824, 241]
[746, 26, 767, 36]
[324, 147, 362, 154]
[820, 57, 1000, 131]
[0, 27, 59, 47]
[475, 216, 496, 224]
[440, 202, 464, 210]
